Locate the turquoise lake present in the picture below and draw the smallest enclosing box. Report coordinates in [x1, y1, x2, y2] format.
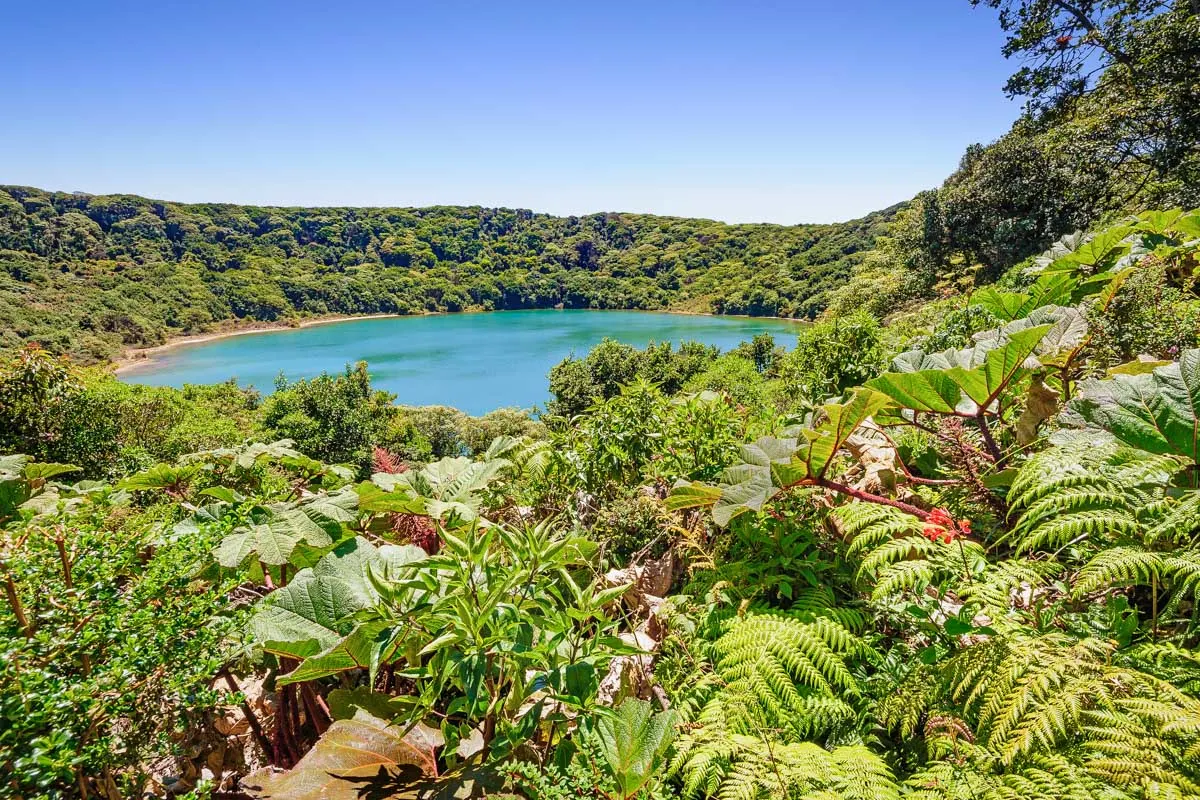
[120, 310, 805, 415]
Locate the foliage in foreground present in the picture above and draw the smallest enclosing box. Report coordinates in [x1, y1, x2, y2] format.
[2, 206, 1199, 800]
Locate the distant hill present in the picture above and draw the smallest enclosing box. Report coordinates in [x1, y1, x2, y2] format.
[0, 185, 899, 363]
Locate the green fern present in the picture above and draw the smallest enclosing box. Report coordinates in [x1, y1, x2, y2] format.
[834, 501, 986, 601]
[1122, 641, 1200, 696]
[895, 633, 1200, 798]
[1005, 434, 1182, 554]
[1004, 433, 1200, 614]
[955, 558, 1064, 627]
[703, 611, 867, 738]
[670, 730, 900, 800]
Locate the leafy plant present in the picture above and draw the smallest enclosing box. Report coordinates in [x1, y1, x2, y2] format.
[581, 698, 680, 800]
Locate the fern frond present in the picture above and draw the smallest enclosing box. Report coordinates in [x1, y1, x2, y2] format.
[1074, 547, 1166, 596]
[836, 501, 922, 558]
[957, 558, 1064, 624]
[1015, 509, 1142, 553]
[873, 559, 937, 599]
[671, 728, 899, 800]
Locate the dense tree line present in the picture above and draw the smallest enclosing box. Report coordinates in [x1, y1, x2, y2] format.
[0, 186, 894, 363]
[827, 0, 1200, 317]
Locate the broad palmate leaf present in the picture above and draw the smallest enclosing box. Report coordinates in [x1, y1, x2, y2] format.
[1070, 349, 1200, 465]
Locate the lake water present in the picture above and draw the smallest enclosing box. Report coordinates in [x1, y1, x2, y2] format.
[120, 310, 805, 415]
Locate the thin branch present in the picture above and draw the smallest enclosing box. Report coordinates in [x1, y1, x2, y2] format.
[219, 670, 273, 759]
[1051, 0, 1132, 66]
[4, 572, 33, 638]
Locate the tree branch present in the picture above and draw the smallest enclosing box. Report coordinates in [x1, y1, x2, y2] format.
[1051, 0, 1132, 66]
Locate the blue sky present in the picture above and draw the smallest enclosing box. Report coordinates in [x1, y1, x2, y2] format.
[1, 1, 1019, 223]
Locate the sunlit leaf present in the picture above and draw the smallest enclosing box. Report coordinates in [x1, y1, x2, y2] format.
[242, 712, 439, 799]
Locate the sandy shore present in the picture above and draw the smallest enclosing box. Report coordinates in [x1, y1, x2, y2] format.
[112, 313, 405, 374]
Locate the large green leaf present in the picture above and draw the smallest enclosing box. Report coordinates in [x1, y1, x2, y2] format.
[368, 455, 508, 524]
[1171, 211, 1200, 239]
[891, 349, 954, 373]
[301, 486, 360, 522]
[972, 307, 1087, 361]
[21, 462, 81, 482]
[794, 389, 892, 480]
[216, 488, 359, 568]
[215, 523, 304, 567]
[1069, 350, 1200, 465]
[702, 390, 890, 526]
[1138, 208, 1186, 235]
[945, 324, 1052, 408]
[275, 621, 396, 685]
[0, 454, 29, 477]
[0, 458, 83, 524]
[867, 370, 965, 415]
[118, 462, 200, 494]
[664, 480, 723, 512]
[971, 287, 1030, 321]
[250, 538, 426, 660]
[327, 687, 403, 721]
[590, 698, 680, 800]
[972, 273, 1077, 321]
[355, 481, 428, 515]
[710, 436, 799, 526]
[1040, 225, 1134, 274]
[233, 439, 305, 470]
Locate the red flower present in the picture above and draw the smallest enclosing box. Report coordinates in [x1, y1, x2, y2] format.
[372, 446, 408, 475]
[921, 508, 971, 544]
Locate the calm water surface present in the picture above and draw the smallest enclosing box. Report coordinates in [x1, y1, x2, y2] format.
[121, 310, 804, 415]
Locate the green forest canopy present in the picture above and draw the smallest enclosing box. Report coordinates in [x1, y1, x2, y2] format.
[0, 185, 897, 363]
[2, 2, 1200, 798]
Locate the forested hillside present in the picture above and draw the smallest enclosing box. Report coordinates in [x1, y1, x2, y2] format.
[0, 186, 894, 363]
[2, 2, 1200, 799]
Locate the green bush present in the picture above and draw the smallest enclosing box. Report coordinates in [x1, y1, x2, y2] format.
[260, 361, 397, 470]
[778, 310, 885, 404]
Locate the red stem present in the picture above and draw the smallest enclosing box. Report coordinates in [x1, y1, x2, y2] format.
[300, 682, 331, 735]
[814, 478, 932, 521]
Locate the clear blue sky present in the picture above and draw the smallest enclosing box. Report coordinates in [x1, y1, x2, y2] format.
[1, 1, 1019, 224]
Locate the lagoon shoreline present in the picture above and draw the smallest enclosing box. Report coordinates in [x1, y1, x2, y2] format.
[112, 307, 808, 375]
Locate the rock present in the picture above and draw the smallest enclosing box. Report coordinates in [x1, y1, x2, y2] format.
[844, 420, 901, 494]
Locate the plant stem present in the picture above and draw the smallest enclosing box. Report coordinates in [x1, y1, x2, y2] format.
[220, 670, 273, 758]
[54, 531, 73, 590]
[974, 415, 1004, 466]
[300, 682, 331, 735]
[815, 478, 931, 521]
[4, 572, 33, 638]
[1151, 573, 1158, 640]
[957, 538, 975, 584]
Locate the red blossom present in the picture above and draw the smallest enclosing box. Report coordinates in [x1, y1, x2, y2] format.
[372, 446, 408, 475]
[920, 508, 971, 544]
